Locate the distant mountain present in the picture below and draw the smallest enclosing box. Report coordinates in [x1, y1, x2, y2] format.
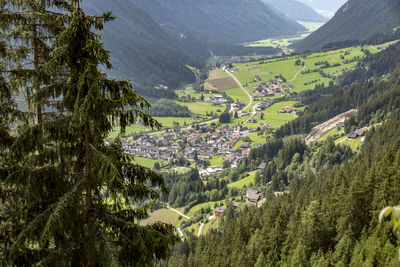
[297, 0, 348, 12]
[129, 0, 306, 44]
[292, 0, 400, 52]
[261, 0, 328, 23]
[81, 0, 198, 93]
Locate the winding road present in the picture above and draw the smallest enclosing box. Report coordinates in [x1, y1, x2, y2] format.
[166, 204, 191, 219]
[289, 63, 306, 82]
[223, 68, 257, 126]
[224, 68, 253, 112]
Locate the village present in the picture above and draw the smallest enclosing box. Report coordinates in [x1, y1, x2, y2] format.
[122, 122, 272, 175]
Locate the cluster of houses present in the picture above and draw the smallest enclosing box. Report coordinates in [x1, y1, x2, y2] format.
[280, 106, 302, 115]
[252, 80, 294, 98]
[123, 124, 262, 172]
[204, 94, 228, 106]
[347, 129, 365, 140]
[213, 188, 263, 217]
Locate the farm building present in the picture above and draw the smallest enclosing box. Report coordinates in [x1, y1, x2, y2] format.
[214, 207, 227, 217]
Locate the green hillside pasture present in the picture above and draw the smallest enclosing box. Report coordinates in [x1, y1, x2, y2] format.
[139, 208, 183, 227]
[289, 72, 331, 93]
[245, 33, 309, 48]
[255, 113, 296, 128]
[181, 101, 224, 116]
[133, 157, 165, 169]
[336, 136, 363, 151]
[234, 57, 303, 85]
[228, 171, 257, 189]
[225, 87, 249, 104]
[209, 155, 225, 168]
[186, 198, 235, 218]
[109, 125, 150, 139]
[233, 46, 376, 94]
[318, 127, 344, 142]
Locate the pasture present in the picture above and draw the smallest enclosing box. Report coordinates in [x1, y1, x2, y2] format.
[228, 170, 257, 189]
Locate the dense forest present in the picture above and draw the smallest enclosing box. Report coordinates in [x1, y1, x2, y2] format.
[162, 104, 400, 267]
[158, 37, 400, 266]
[150, 99, 192, 117]
[0, 2, 177, 266]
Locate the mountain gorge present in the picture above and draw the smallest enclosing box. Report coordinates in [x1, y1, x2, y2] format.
[261, 0, 327, 22]
[293, 0, 400, 51]
[81, 0, 198, 92]
[82, 0, 302, 95]
[129, 0, 306, 44]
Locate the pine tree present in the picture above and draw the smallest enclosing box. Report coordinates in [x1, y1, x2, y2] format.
[1, 2, 178, 266]
[254, 252, 267, 267]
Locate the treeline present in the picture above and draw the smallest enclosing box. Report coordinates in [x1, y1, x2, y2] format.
[162, 112, 400, 267]
[162, 169, 229, 209]
[339, 43, 400, 87]
[150, 99, 192, 117]
[321, 28, 400, 51]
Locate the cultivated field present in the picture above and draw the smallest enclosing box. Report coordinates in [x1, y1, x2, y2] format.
[205, 69, 237, 91]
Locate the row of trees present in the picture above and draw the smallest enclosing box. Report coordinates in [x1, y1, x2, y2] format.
[0, 1, 176, 266]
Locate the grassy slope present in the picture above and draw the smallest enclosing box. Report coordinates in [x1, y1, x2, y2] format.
[228, 170, 257, 189]
[139, 208, 183, 226]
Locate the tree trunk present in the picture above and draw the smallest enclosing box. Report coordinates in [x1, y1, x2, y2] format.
[85, 120, 96, 266]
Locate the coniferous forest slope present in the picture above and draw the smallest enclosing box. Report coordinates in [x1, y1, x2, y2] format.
[81, 0, 197, 91]
[293, 0, 400, 52]
[129, 0, 306, 45]
[261, 0, 327, 23]
[162, 47, 400, 266]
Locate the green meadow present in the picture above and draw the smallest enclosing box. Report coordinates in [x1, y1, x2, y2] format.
[228, 170, 257, 189]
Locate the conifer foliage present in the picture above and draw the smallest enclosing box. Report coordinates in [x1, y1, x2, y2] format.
[1, 1, 178, 266]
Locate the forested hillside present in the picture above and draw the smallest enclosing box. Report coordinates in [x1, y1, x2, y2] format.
[130, 0, 306, 44]
[161, 40, 400, 267]
[81, 0, 197, 94]
[163, 114, 400, 266]
[293, 0, 400, 52]
[261, 0, 327, 22]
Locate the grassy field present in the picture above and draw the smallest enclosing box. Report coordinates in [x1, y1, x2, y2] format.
[231, 46, 376, 95]
[228, 170, 257, 189]
[225, 87, 249, 104]
[179, 101, 224, 116]
[139, 208, 183, 227]
[209, 155, 225, 168]
[245, 33, 309, 48]
[133, 157, 165, 169]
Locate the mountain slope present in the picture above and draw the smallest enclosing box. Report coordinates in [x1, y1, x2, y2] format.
[297, 0, 348, 12]
[293, 0, 400, 52]
[129, 0, 306, 44]
[81, 0, 197, 92]
[262, 0, 327, 22]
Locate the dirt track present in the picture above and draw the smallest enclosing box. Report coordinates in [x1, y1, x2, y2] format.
[305, 109, 357, 144]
